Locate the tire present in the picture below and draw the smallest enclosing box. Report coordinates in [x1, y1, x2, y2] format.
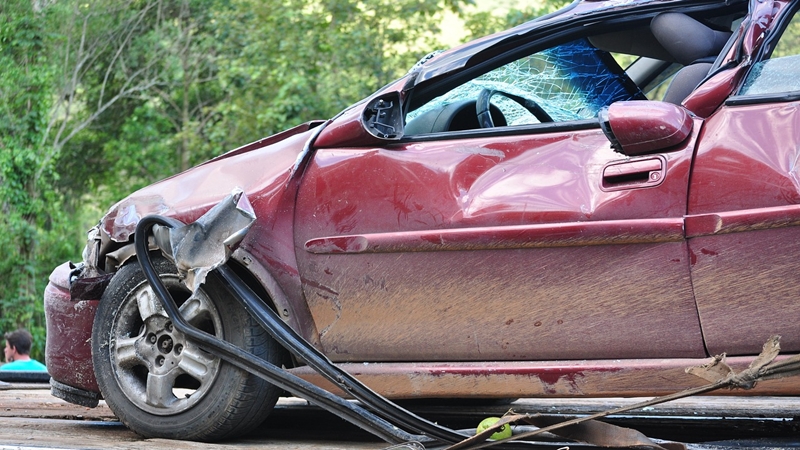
[92, 255, 283, 441]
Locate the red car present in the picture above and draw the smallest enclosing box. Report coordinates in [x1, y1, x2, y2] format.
[45, 0, 800, 442]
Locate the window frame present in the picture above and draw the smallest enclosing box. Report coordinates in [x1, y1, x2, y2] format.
[726, 1, 800, 106]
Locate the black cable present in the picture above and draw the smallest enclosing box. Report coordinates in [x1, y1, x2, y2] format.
[135, 214, 553, 449]
[216, 264, 470, 444]
[134, 215, 429, 444]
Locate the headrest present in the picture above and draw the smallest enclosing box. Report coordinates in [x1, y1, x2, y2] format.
[651, 13, 732, 66]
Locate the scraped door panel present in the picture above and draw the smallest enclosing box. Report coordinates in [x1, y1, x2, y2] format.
[689, 102, 800, 356]
[295, 126, 705, 362]
[688, 3, 800, 356]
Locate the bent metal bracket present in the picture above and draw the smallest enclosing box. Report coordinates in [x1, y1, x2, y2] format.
[135, 189, 800, 450]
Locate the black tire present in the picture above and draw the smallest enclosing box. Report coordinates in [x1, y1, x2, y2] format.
[92, 255, 283, 441]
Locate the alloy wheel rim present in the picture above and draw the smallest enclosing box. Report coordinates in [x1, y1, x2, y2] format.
[109, 276, 222, 415]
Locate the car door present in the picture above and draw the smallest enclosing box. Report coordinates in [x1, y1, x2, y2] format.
[688, 0, 800, 356]
[294, 36, 706, 363]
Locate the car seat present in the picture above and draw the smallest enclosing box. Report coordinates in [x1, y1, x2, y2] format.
[651, 13, 733, 104]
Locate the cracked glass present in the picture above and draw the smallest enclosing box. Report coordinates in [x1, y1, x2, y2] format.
[406, 38, 643, 132]
[740, 8, 800, 96]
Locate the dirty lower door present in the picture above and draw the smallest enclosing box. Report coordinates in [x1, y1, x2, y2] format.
[294, 123, 705, 363]
[687, 3, 800, 356]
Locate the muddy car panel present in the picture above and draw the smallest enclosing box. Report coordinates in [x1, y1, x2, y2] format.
[294, 122, 704, 362]
[44, 0, 800, 406]
[44, 262, 99, 393]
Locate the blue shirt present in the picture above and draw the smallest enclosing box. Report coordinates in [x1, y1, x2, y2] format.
[0, 359, 47, 372]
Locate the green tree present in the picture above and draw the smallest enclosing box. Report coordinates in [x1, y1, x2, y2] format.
[208, 0, 473, 146]
[0, 0, 183, 359]
[0, 0, 67, 360]
[50, 0, 181, 212]
[463, 0, 571, 39]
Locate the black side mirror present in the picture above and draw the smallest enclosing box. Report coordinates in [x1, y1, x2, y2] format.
[363, 93, 404, 140]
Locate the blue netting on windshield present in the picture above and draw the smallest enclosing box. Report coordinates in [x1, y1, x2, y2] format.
[408, 38, 643, 125]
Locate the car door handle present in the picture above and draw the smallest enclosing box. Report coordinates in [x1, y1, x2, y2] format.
[601, 157, 665, 191]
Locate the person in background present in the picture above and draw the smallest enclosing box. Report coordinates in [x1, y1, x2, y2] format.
[2, 329, 47, 371]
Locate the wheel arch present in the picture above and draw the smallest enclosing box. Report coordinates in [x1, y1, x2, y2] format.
[229, 249, 322, 359]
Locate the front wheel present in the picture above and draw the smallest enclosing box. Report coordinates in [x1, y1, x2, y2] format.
[92, 255, 283, 441]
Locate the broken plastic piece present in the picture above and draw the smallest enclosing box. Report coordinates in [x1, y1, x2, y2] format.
[155, 187, 256, 292]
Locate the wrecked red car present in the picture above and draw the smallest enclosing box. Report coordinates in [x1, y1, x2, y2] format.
[44, 0, 800, 442]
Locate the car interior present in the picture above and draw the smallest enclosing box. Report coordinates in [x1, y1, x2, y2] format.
[404, 7, 746, 136]
[594, 12, 734, 105]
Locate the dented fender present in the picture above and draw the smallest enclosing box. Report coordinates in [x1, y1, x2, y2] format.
[44, 262, 99, 393]
[45, 123, 326, 397]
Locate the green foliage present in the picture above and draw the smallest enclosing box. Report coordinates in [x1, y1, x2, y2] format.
[0, 0, 70, 361]
[462, 0, 571, 39]
[773, 11, 800, 58]
[207, 0, 470, 145]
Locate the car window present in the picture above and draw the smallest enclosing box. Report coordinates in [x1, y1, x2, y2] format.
[739, 7, 800, 96]
[405, 38, 644, 134]
[639, 61, 682, 101]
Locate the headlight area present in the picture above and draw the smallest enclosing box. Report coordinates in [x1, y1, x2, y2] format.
[44, 259, 102, 406]
[44, 224, 139, 408]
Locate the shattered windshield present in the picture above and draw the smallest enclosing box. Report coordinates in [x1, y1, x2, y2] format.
[407, 38, 644, 129]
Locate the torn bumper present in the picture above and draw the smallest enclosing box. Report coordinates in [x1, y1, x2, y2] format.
[44, 262, 100, 397]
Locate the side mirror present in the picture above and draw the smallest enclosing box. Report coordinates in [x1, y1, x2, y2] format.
[314, 92, 404, 148]
[363, 93, 404, 140]
[599, 101, 693, 156]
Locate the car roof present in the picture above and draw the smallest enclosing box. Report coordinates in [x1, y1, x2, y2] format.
[411, 0, 749, 86]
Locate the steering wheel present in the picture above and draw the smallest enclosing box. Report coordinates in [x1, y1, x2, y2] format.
[476, 88, 553, 128]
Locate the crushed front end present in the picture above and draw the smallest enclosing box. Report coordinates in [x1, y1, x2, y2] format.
[44, 121, 321, 408]
[45, 219, 146, 406]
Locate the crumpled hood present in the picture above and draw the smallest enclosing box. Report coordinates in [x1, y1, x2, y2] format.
[100, 122, 322, 242]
